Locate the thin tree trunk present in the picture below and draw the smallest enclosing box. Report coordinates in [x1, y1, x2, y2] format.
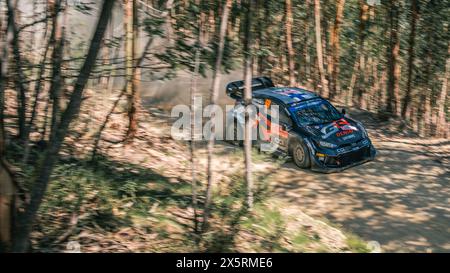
[100, 16, 113, 89]
[285, 0, 295, 86]
[27, 1, 53, 134]
[0, 0, 17, 252]
[401, 0, 418, 118]
[386, 0, 401, 115]
[6, 0, 27, 141]
[243, 0, 254, 210]
[125, 0, 138, 140]
[190, 48, 200, 235]
[22, 0, 63, 164]
[48, 0, 64, 142]
[328, 0, 345, 99]
[190, 0, 205, 236]
[106, 36, 122, 94]
[91, 36, 154, 161]
[417, 47, 432, 136]
[368, 58, 379, 111]
[313, 0, 329, 97]
[356, 0, 369, 107]
[378, 68, 388, 112]
[26, 35, 51, 138]
[92, 0, 173, 159]
[11, 0, 115, 252]
[303, 0, 312, 87]
[346, 57, 359, 106]
[256, 0, 266, 75]
[202, 0, 232, 231]
[0, 1, 11, 148]
[423, 91, 431, 136]
[436, 44, 449, 137]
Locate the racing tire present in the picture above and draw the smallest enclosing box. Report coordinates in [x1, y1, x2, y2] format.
[291, 140, 311, 169]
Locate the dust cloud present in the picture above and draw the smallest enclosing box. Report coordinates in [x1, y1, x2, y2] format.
[141, 70, 244, 111]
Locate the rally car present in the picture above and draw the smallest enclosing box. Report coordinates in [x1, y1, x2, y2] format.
[225, 77, 376, 173]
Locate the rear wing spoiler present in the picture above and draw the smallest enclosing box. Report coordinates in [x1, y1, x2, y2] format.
[226, 76, 275, 99]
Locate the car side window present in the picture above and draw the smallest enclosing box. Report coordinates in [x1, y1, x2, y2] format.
[280, 108, 293, 126]
[252, 98, 265, 106]
[268, 102, 293, 127]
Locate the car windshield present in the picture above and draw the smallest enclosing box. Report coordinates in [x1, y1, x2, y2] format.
[292, 99, 342, 126]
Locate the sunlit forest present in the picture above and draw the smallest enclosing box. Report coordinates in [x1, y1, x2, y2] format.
[0, 0, 448, 253]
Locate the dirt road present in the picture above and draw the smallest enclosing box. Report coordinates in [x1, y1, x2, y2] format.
[146, 103, 449, 252]
[268, 109, 450, 252]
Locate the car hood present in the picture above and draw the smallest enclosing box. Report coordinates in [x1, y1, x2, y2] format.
[305, 118, 364, 146]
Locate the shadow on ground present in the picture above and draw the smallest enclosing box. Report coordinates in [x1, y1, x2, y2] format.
[269, 109, 449, 252]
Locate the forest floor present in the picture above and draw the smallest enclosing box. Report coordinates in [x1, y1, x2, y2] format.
[5, 88, 449, 252]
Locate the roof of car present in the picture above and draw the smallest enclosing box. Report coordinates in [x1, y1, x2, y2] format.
[253, 87, 319, 105]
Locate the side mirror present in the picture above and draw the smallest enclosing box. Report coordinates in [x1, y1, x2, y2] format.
[341, 108, 346, 115]
[281, 123, 291, 131]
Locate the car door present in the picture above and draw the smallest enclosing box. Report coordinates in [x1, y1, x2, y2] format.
[258, 100, 292, 153]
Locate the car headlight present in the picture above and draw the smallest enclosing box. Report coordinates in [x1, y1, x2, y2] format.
[317, 141, 338, 149]
[358, 124, 368, 138]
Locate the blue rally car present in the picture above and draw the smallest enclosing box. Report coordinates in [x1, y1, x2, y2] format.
[225, 77, 376, 173]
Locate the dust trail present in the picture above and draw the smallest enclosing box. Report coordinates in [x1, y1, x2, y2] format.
[141, 70, 244, 111]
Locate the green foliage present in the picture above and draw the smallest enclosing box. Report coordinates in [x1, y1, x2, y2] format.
[346, 234, 370, 253]
[73, 1, 94, 15]
[15, 154, 193, 250]
[143, 17, 166, 37]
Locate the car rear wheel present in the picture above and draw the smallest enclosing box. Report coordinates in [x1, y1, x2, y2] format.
[292, 141, 311, 169]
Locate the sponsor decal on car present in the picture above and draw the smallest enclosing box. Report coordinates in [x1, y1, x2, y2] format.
[336, 130, 354, 137]
[275, 89, 317, 102]
[342, 134, 356, 140]
[289, 98, 322, 110]
[320, 119, 358, 139]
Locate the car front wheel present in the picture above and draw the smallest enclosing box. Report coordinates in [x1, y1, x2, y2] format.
[292, 140, 311, 169]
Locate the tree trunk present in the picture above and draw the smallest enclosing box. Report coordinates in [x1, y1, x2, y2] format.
[346, 57, 359, 106]
[91, 0, 174, 160]
[436, 44, 449, 137]
[256, 0, 266, 75]
[91, 36, 154, 161]
[328, 0, 345, 99]
[354, 0, 369, 107]
[190, 48, 200, 235]
[27, 0, 53, 137]
[303, 0, 312, 87]
[243, 0, 254, 210]
[313, 0, 329, 97]
[11, 0, 115, 252]
[0, 6, 17, 252]
[285, 0, 295, 86]
[190, 0, 205, 236]
[386, 0, 401, 116]
[0, 0, 10, 147]
[401, 0, 418, 119]
[0, 158, 18, 252]
[6, 0, 27, 141]
[26, 34, 51, 139]
[23, 0, 64, 165]
[202, 0, 232, 231]
[49, 0, 64, 142]
[124, 0, 138, 140]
